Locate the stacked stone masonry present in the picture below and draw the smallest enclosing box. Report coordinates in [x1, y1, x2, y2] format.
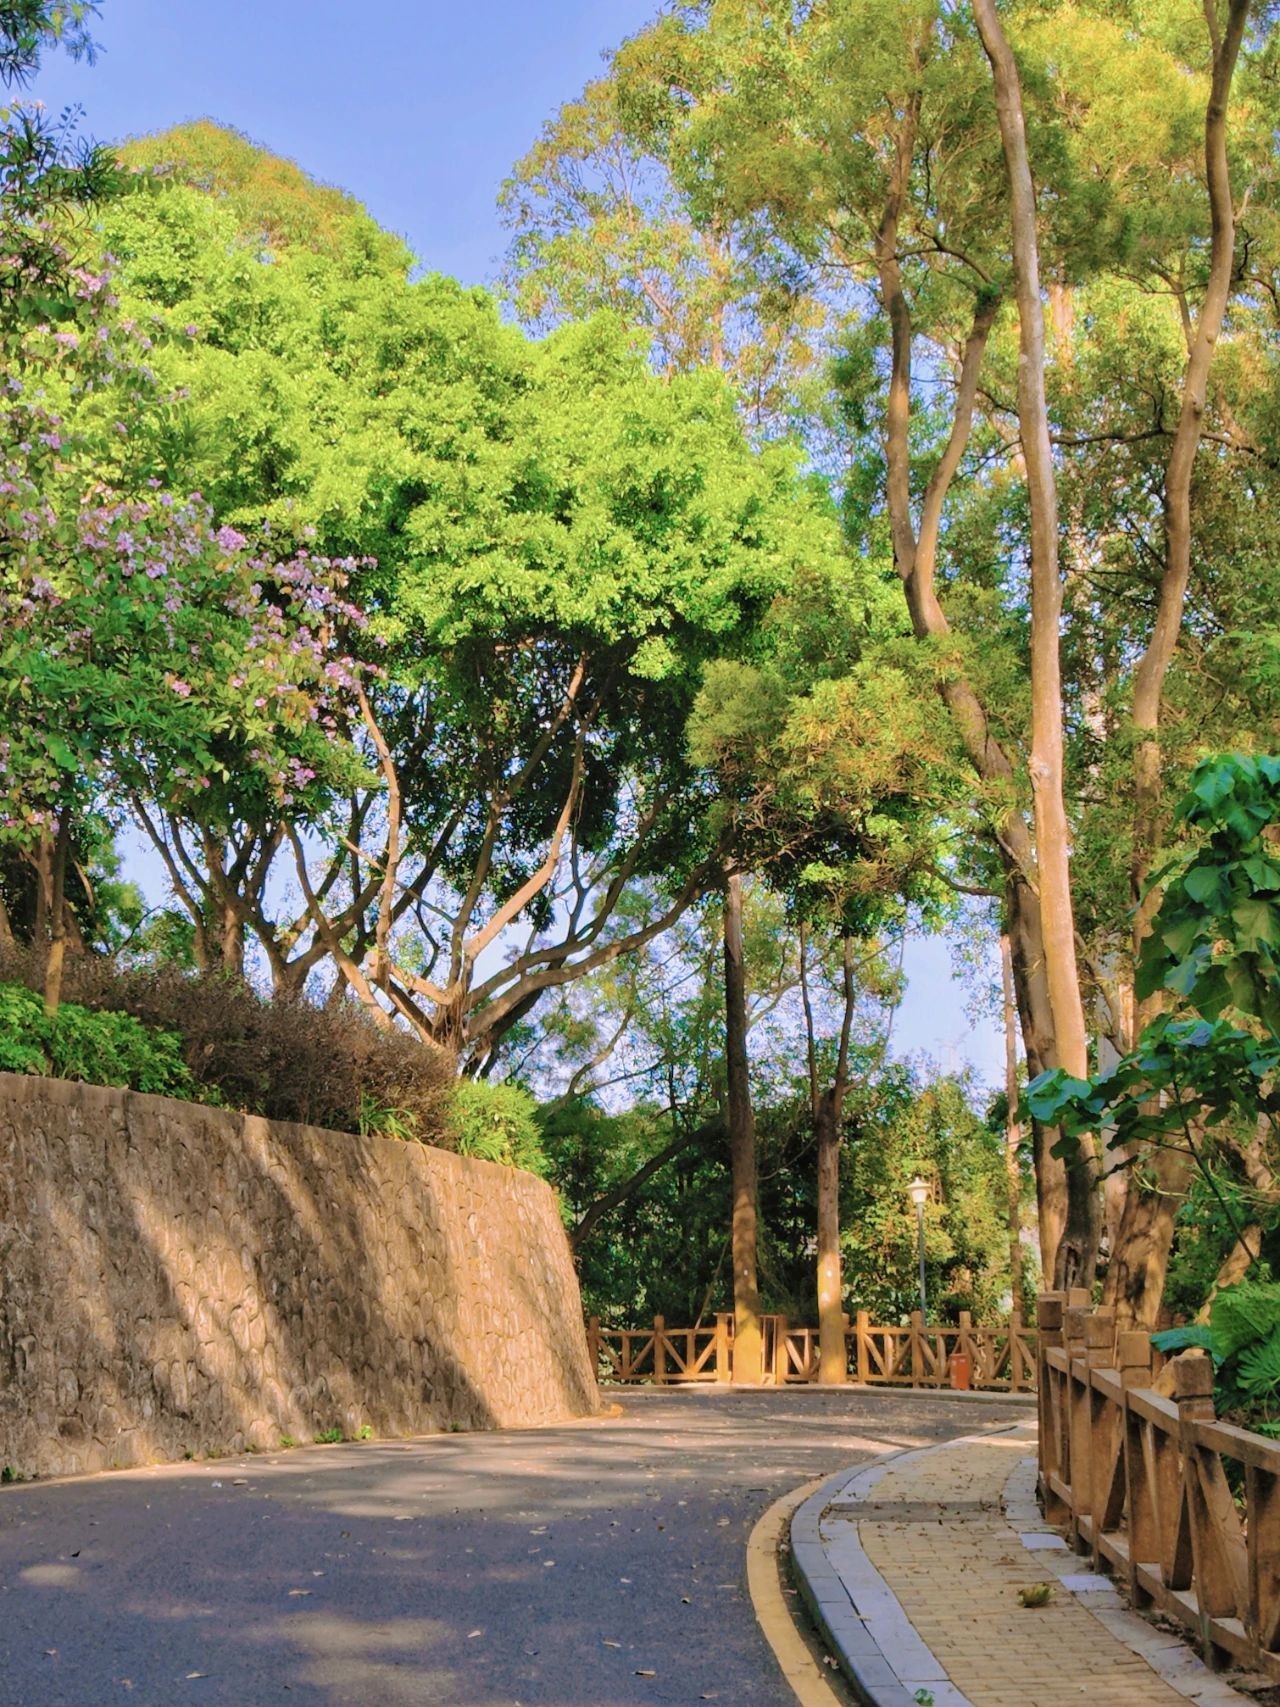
[0, 1073, 600, 1478]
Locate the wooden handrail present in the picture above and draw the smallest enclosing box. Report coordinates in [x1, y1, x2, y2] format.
[586, 1310, 1036, 1391]
[1036, 1289, 1280, 1682]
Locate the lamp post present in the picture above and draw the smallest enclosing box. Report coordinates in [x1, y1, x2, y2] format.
[909, 1175, 929, 1322]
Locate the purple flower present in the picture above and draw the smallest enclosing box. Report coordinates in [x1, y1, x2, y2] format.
[170, 679, 192, 698]
[215, 525, 247, 552]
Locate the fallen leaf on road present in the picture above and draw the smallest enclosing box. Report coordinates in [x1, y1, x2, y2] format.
[185, 1674, 208, 1681]
[467, 1630, 482, 1639]
[286, 1589, 311, 1598]
[635, 1670, 656, 1678]
[543, 1560, 555, 1568]
[602, 1640, 622, 1649]
[43, 1650, 57, 1658]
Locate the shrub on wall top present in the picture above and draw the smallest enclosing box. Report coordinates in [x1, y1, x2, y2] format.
[0, 950, 453, 1145]
[450, 1079, 549, 1177]
[0, 982, 195, 1096]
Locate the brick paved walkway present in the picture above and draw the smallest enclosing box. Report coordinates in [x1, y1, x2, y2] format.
[795, 1419, 1250, 1707]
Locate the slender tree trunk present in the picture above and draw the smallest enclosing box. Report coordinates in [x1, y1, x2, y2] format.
[723, 871, 763, 1384]
[1006, 866, 1067, 1278]
[800, 922, 848, 1383]
[43, 812, 72, 1019]
[32, 828, 51, 951]
[202, 836, 245, 978]
[1001, 934, 1025, 1305]
[976, 0, 1100, 1288]
[817, 932, 859, 1383]
[871, 80, 1072, 1282]
[1106, 0, 1251, 1331]
[815, 1094, 845, 1383]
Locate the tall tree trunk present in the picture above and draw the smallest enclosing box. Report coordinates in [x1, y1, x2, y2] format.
[815, 934, 858, 1384]
[976, 0, 1100, 1288]
[1006, 872, 1067, 1276]
[723, 871, 763, 1384]
[1001, 933, 1026, 1305]
[815, 1094, 844, 1383]
[1106, 0, 1252, 1331]
[870, 67, 1076, 1283]
[43, 812, 72, 1019]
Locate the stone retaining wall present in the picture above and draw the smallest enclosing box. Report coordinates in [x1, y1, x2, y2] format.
[0, 1073, 599, 1478]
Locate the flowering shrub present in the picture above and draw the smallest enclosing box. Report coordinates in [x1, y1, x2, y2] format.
[0, 221, 374, 1008]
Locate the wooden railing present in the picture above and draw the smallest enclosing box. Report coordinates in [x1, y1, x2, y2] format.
[1038, 1290, 1280, 1681]
[588, 1308, 1035, 1391]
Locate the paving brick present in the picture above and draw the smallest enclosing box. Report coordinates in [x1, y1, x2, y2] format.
[794, 1421, 1252, 1707]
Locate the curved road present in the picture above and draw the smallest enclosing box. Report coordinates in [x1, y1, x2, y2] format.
[0, 1388, 1029, 1707]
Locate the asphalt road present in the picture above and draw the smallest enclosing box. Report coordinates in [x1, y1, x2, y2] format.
[0, 1387, 1030, 1707]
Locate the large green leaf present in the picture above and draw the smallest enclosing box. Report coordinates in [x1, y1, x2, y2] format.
[1237, 1329, 1280, 1401]
[1151, 1324, 1219, 1360]
[1210, 1282, 1280, 1360]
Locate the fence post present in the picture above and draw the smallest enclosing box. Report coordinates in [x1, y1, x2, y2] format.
[773, 1315, 789, 1385]
[1037, 1294, 1067, 1523]
[1164, 1352, 1214, 1602]
[1118, 1328, 1155, 1603]
[1084, 1308, 1116, 1565]
[653, 1314, 667, 1386]
[910, 1311, 925, 1387]
[1174, 1349, 1246, 1665]
[715, 1313, 731, 1384]
[1065, 1304, 1091, 1549]
[1008, 1308, 1023, 1392]
[855, 1310, 871, 1383]
[1246, 1458, 1280, 1653]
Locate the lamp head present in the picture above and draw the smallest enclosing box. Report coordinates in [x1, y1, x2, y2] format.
[908, 1175, 929, 1208]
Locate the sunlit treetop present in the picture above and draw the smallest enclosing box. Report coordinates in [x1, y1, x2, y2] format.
[119, 120, 413, 277]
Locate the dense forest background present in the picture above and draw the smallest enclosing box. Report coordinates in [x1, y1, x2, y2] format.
[6, 2, 1280, 1368]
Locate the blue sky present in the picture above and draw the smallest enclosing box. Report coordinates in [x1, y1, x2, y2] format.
[32, 0, 659, 288]
[32, 1, 1007, 1084]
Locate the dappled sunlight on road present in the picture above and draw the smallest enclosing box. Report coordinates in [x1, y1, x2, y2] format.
[0, 1389, 1030, 1706]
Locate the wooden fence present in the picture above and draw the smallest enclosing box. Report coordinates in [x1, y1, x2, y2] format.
[587, 1308, 1036, 1391]
[1038, 1290, 1280, 1681]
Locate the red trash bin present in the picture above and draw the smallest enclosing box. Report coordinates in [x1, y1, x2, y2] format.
[949, 1349, 972, 1391]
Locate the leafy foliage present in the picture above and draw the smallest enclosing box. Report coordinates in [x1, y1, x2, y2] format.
[0, 946, 454, 1143]
[449, 1080, 549, 1177]
[1028, 757, 1280, 1159]
[545, 1059, 1019, 1325]
[0, 979, 193, 1094]
[1153, 1279, 1280, 1432]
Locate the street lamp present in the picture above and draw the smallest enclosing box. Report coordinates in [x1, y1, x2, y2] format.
[908, 1175, 929, 1322]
